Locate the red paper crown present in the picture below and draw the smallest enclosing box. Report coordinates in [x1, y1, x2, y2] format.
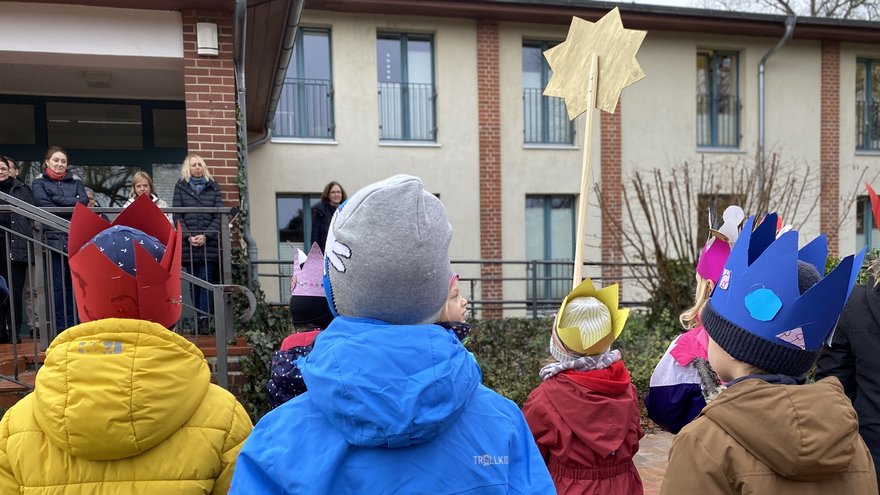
[68, 194, 183, 327]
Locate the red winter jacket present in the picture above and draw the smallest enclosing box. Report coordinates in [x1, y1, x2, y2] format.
[523, 360, 644, 495]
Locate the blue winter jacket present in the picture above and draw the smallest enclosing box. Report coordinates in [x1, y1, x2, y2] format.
[230, 317, 554, 494]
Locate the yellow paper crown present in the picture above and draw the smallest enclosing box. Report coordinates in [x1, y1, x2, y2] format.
[555, 277, 630, 355]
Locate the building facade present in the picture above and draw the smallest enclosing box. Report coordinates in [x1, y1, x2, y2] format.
[249, 0, 880, 315]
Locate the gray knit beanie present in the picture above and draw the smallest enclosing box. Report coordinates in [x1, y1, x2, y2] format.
[325, 175, 452, 325]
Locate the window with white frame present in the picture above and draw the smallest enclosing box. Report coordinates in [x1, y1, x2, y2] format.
[857, 58, 880, 151]
[856, 195, 880, 250]
[522, 41, 574, 145]
[376, 33, 435, 141]
[696, 50, 740, 148]
[274, 28, 334, 139]
[277, 194, 321, 298]
[525, 195, 575, 308]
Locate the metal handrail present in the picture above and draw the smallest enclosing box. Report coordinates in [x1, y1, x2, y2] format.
[0, 195, 256, 389]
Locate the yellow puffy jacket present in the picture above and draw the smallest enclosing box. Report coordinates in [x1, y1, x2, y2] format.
[0, 318, 253, 494]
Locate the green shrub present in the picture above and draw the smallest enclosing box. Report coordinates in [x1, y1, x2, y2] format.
[466, 311, 670, 408]
[464, 318, 551, 406]
[645, 258, 696, 331]
[826, 249, 879, 282]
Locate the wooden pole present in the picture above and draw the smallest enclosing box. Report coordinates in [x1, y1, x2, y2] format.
[572, 52, 600, 290]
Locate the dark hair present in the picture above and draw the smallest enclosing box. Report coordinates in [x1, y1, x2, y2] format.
[43, 146, 68, 164]
[321, 181, 347, 203]
[0, 156, 11, 168]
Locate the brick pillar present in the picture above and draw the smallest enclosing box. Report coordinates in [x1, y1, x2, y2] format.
[477, 21, 503, 319]
[600, 101, 623, 287]
[182, 11, 240, 206]
[820, 40, 840, 255]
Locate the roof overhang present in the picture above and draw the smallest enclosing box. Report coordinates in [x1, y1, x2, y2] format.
[305, 0, 880, 43]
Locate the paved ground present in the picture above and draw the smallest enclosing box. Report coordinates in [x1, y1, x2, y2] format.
[634, 431, 674, 494]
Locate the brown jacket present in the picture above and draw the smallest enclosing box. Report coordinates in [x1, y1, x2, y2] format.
[661, 377, 876, 494]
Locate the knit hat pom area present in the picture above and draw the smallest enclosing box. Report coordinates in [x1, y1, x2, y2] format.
[324, 175, 452, 325]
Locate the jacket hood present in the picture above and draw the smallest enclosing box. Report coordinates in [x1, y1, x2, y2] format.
[32, 318, 210, 461]
[545, 361, 637, 455]
[703, 377, 861, 480]
[300, 317, 481, 448]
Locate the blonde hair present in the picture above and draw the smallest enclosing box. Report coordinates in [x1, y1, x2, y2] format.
[129, 171, 157, 199]
[181, 153, 214, 182]
[679, 275, 715, 330]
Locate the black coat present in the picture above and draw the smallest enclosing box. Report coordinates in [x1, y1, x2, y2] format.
[172, 179, 224, 263]
[31, 172, 88, 251]
[816, 280, 880, 488]
[310, 201, 337, 251]
[0, 179, 34, 262]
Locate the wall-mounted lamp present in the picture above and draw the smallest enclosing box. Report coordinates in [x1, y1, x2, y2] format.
[196, 22, 219, 56]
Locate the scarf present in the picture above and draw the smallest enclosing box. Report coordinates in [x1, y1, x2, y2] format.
[0, 177, 14, 193]
[539, 348, 621, 381]
[189, 176, 208, 194]
[43, 167, 66, 181]
[692, 357, 724, 402]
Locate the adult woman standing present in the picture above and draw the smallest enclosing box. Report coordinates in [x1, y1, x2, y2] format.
[31, 146, 88, 332]
[172, 154, 223, 331]
[0, 157, 33, 343]
[310, 181, 346, 250]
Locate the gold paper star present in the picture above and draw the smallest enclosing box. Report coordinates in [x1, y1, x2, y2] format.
[544, 8, 646, 118]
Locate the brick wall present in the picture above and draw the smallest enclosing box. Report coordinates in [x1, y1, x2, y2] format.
[600, 101, 623, 287]
[820, 40, 840, 256]
[182, 11, 240, 206]
[477, 21, 503, 319]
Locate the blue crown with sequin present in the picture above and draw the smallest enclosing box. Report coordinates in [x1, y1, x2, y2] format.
[702, 213, 865, 376]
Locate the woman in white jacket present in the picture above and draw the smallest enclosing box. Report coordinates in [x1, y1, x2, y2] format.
[123, 171, 173, 223]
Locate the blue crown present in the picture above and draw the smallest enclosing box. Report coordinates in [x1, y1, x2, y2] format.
[705, 213, 865, 375]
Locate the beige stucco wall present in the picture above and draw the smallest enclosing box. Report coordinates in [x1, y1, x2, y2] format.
[250, 11, 481, 302]
[840, 42, 880, 255]
[250, 10, 863, 307]
[498, 22, 602, 315]
[619, 32, 826, 290]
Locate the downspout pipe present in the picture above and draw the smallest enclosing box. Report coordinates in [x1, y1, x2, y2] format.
[758, 15, 796, 208]
[249, 0, 304, 150]
[233, 0, 260, 289]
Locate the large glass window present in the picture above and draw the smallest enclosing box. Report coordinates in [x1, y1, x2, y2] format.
[697, 50, 740, 148]
[525, 195, 575, 308]
[0, 104, 36, 145]
[277, 194, 322, 298]
[522, 41, 574, 145]
[377, 33, 435, 141]
[47, 102, 142, 150]
[857, 59, 880, 151]
[275, 28, 334, 139]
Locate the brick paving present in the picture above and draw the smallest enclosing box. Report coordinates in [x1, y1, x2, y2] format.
[634, 431, 674, 495]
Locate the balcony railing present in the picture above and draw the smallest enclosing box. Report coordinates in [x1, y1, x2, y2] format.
[378, 81, 436, 141]
[523, 88, 574, 144]
[857, 100, 880, 151]
[696, 94, 740, 148]
[274, 78, 334, 139]
[255, 258, 650, 318]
